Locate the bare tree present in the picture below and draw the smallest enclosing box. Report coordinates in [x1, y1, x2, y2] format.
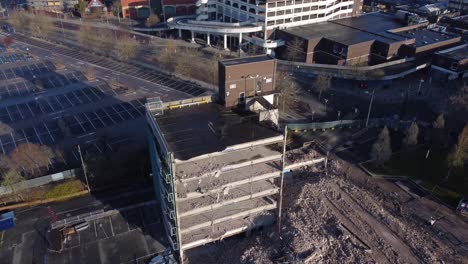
[371, 126, 392, 163]
[403, 122, 419, 148]
[160, 39, 177, 71]
[78, 25, 94, 47]
[433, 113, 445, 129]
[146, 13, 160, 27]
[285, 37, 303, 62]
[9, 9, 30, 32]
[112, 0, 122, 19]
[0, 154, 12, 175]
[313, 74, 331, 101]
[29, 13, 54, 39]
[431, 113, 446, 147]
[76, 0, 87, 16]
[95, 29, 115, 56]
[115, 36, 139, 62]
[1, 169, 25, 194]
[2, 36, 15, 51]
[450, 83, 468, 111]
[10, 143, 54, 176]
[276, 71, 299, 113]
[175, 48, 196, 77]
[448, 125, 468, 170]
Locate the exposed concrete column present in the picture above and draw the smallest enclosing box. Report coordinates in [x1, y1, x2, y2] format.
[207, 34, 211, 46]
[238, 33, 242, 45]
[224, 34, 228, 50]
[178, 29, 182, 38]
[191, 31, 195, 43]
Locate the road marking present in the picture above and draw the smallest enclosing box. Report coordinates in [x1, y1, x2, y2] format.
[78, 132, 96, 138]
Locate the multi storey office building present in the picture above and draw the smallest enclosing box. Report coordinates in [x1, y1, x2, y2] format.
[165, 0, 363, 49]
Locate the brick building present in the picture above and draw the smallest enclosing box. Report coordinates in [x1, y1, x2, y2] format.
[120, 0, 151, 18]
[218, 55, 277, 108]
[276, 12, 461, 65]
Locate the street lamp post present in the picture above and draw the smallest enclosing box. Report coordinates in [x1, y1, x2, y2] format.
[365, 88, 375, 128]
[417, 78, 424, 95]
[77, 145, 91, 193]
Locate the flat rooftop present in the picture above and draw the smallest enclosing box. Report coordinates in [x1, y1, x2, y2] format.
[395, 28, 460, 47]
[154, 103, 281, 160]
[282, 12, 409, 45]
[220, 55, 274, 66]
[437, 45, 468, 61]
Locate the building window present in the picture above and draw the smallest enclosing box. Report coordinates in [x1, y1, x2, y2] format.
[294, 8, 302, 13]
[303, 6, 310, 11]
[277, 10, 284, 15]
[239, 92, 246, 104]
[256, 80, 262, 93]
[286, 9, 292, 14]
[230, 84, 237, 89]
[301, 15, 309, 20]
[294, 16, 301, 21]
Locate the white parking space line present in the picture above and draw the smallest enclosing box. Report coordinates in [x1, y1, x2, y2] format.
[43, 123, 55, 142]
[33, 126, 44, 145]
[71, 91, 83, 104]
[21, 129, 29, 144]
[25, 102, 35, 117]
[64, 94, 75, 107]
[83, 113, 96, 130]
[54, 96, 66, 109]
[102, 109, 117, 125]
[89, 87, 102, 99]
[80, 89, 93, 102]
[93, 111, 107, 126]
[14, 105, 25, 119]
[0, 138, 5, 155]
[111, 106, 126, 121]
[9, 133, 17, 148]
[4, 106, 14, 122]
[123, 106, 135, 119]
[73, 116, 87, 133]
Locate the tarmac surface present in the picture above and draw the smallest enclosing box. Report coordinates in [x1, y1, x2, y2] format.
[0, 189, 168, 264]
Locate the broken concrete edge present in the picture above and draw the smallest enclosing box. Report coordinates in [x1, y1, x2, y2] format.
[174, 136, 284, 166]
[180, 214, 276, 250]
[0, 190, 89, 211]
[357, 162, 457, 210]
[178, 187, 279, 217]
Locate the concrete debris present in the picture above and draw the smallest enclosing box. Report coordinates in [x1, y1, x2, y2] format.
[185, 158, 468, 264]
[285, 147, 320, 165]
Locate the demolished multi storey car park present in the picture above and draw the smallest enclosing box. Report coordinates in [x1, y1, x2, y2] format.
[184, 158, 468, 264]
[146, 96, 327, 262]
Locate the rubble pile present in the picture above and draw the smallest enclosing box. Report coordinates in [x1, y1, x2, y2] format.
[186, 158, 467, 264]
